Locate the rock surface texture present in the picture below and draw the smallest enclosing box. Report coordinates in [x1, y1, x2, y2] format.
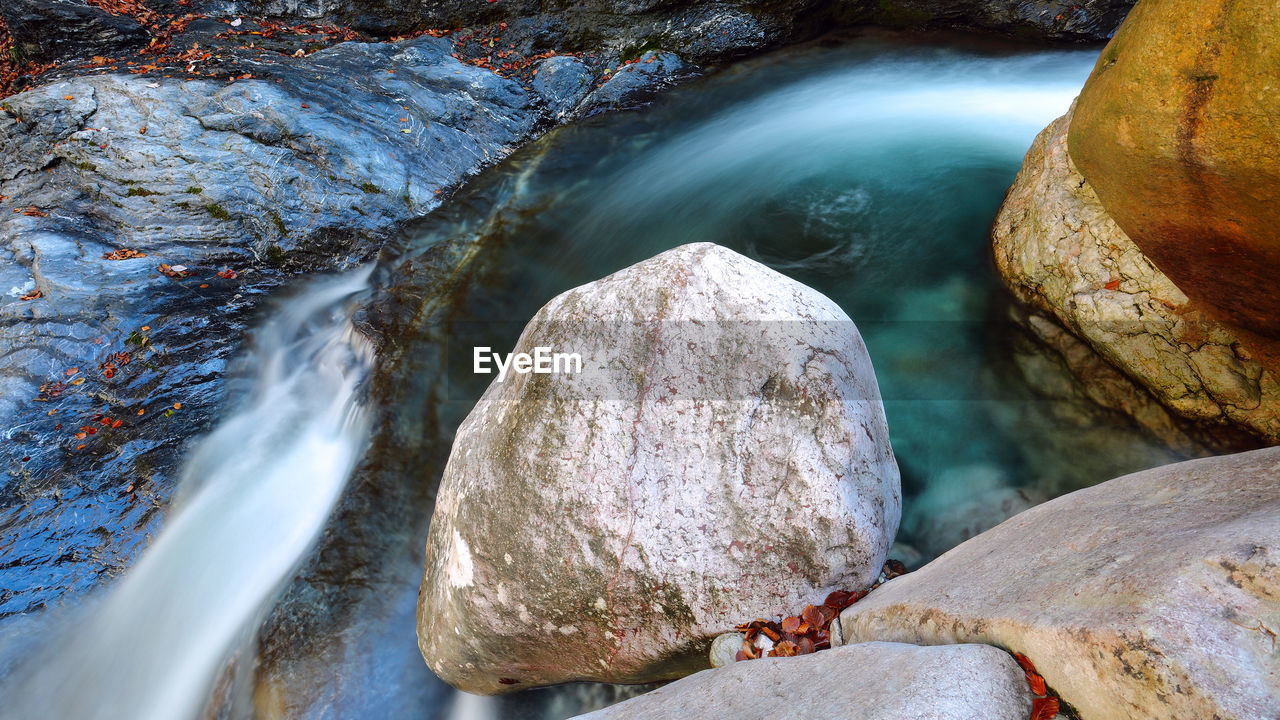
[572, 641, 1033, 720]
[993, 108, 1280, 448]
[838, 447, 1280, 720]
[1069, 0, 1280, 338]
[1, 0, 1133, 69]
[0, 36, 542, 618]
[418, 242, 900, 694]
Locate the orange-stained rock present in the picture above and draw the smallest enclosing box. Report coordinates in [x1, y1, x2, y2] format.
[1068, 0, 1280, 337]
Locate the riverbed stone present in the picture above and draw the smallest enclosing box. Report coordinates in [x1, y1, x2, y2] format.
[572, 642, 1033, 720]
[993, 107, 1280, 447]
[838, 446, 1280, 720]
[531, 56, 595, 120]
[576, 52, 690, 117]
[418, 242, 900, 694]
[1069, 0, 1280, 338]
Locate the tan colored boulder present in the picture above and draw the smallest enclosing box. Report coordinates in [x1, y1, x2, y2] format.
[1068, 0, 1280, 337]
[838, 447, 1280, 720]
[418, 243, 900, 694]
[572, 642, 1033, 720]
[994, 106, 1280, 446]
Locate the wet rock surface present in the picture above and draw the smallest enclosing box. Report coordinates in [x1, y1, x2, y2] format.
[1, 0, 1131, 97]
[993, 108, 1280, 448]
[576, 51, 690, 117]
[839, 447, 1280, 720]
[0, 35, 541, 619]
[572, 641, 1033, 720]
[418, 243, 900, 694]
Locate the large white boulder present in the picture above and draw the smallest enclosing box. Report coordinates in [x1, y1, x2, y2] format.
[418, 242, 900, 693]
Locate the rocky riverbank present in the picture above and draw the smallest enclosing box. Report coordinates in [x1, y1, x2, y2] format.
[0, 0, 1138, 644]
[29, 1, 1280, 718]
[991, 0, 1280, 450]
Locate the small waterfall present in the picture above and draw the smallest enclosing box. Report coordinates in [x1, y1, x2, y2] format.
[3, 268, 375, 720]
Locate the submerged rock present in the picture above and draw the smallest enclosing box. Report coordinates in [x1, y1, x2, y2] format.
[571, 642, 1033, 720]
[993, 107, 1280, 447]
[1069, 0, 1280, 338]
[838, 447, 1280, 720]
[418, 242, 900, 694]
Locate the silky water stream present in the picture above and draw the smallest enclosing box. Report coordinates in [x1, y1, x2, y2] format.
[0, 31, 1190, 720]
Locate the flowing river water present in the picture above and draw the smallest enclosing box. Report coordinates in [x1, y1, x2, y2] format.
[0, 30, 1189, 720]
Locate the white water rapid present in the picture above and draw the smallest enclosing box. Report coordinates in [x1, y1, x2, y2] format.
[3, 268, 374, 720]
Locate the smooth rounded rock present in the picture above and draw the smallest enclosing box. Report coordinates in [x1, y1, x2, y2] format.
[1069, 0, 1280, 337]
[571, 642, 1033, 720]
[418, 242, 900, 694]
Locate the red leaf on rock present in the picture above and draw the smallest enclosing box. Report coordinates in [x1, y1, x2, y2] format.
[1104, 279, 1121, 291]
[1012, 652, 1037, 674]
[781, 616, 801, 634]
[824, 590, 853, 609]
[769, 640, 798, 657]
[797, 636, 815, 655]
[1030, 696, 1059, 720]
[801, 604, 824, 630]
[1026, 669, 1047, 696]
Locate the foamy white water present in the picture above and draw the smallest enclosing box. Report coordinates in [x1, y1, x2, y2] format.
[448, 691, 499, 720]
[3, 268, 374, 720]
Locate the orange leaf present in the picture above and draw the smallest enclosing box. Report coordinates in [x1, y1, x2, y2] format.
[1030, 696, 1059, 720]
[1026, 669, 1047, 696]
[801, 604, 824, 631]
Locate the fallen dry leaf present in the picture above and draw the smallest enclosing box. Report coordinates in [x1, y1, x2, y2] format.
[1029, 696, 1059, 720]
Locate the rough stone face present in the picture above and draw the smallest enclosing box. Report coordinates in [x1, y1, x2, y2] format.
[531, 56, 595, 121]
[1068, 0, 1280, 337]
[0, 36, 539, 619]
[576, 51, 689, 118]
[838, 447, 1280, 720]
[418, 242, 900, 694]
[993, 108, 1280, 447]
[572, 642, 1033, 720]
[866, 0, 1132, 40]
[0, 0, 150, 65]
